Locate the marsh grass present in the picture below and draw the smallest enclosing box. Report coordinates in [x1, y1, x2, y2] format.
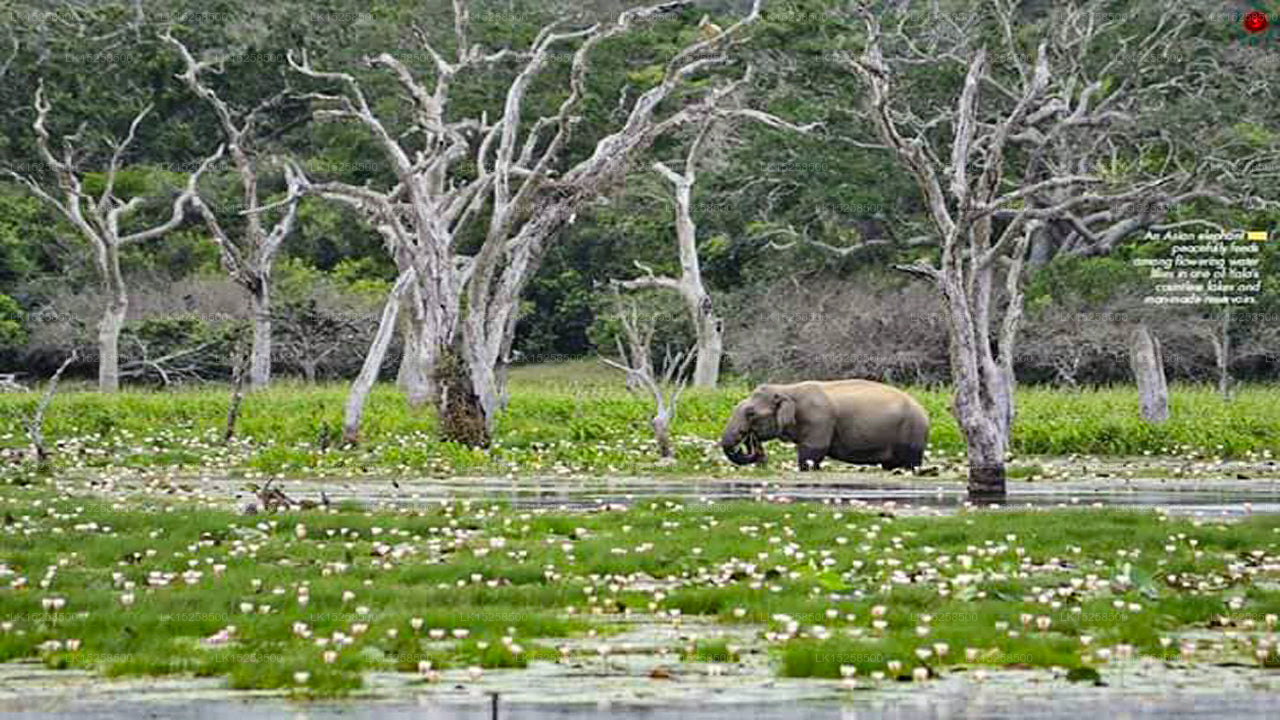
[0, 362, 1277, 478]
[2, 484, 1280, 694]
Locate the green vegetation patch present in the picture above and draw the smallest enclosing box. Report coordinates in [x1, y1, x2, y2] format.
[1, 364, 1278, 480]
[2, 485, 1280, 694]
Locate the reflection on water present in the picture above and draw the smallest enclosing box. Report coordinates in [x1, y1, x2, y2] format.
[11, 693, 1280, 720]
[279, 475, 1280, 517]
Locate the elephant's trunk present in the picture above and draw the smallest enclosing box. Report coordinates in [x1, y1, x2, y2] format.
[722, 426, 765, 466]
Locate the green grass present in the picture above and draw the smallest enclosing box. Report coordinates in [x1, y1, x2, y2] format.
[0, 360, 1278, 479]
[2, 485, 1280, 694]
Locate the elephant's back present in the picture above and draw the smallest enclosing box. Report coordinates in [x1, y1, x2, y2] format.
[812, 379, 922, 409]
[815, 380, 929, 441]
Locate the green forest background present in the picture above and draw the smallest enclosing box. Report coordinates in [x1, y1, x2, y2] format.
[0, 0, 1276, 387]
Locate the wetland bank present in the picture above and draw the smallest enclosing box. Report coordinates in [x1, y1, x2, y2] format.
[5, 473, 1280, 717]
[3, 379, 1280, 715]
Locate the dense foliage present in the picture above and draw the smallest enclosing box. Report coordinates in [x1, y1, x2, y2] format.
[0, 0, 1276, 383]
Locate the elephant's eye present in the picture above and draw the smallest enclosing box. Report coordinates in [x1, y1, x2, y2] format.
[744, 408, 755, 418]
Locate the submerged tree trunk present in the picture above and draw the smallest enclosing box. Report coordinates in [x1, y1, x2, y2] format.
[941, 279, 1014, 501]
[1130, 323, 1169, 423]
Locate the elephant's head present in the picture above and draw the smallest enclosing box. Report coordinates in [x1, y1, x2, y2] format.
[721, 385, 797, 466]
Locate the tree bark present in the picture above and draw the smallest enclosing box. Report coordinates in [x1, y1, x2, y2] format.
[249, 282, 272, 389]
[396, 311, 433, 408]
[438, 340, 491, 447]
[97, 295, 127, 393]
[669, 167, 721, 388]
[1129, 323, 1169, 423]
[693, 309, 723, 388]
[1212, 308, 1232, 401]
[653, 411, 674, 459]
[343, 272, 412, 444]
[1026, 224, 1057, 268]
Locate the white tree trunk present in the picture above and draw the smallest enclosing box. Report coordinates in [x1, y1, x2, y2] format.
[396, 308, 433, 407]
[165, 34, 305, 393]
[97, 297, 126, 393]
[671, 173, 721, 388]
[692, 307, 723, 388]
[462, 307, 506, 437]
[939, 274, 1010, 499]
[1213, 308, 1232, 401]
[627, 158, 728, 388]
[249, 283, 271, 389]
[344, 273, 412, 443]
[1129, 323, 1169, 423]
[96, 241, 129, 393]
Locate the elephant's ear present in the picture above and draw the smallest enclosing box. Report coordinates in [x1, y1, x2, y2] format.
[777, 394, 797, 435]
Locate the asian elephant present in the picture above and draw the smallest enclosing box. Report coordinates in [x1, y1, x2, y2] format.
[720, 379, 929, 472]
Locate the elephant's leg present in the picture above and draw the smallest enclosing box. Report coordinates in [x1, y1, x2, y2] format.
[797, 445, 826, 471]
[882, 442, 925, 470]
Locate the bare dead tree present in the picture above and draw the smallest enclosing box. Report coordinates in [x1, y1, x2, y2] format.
[831, 0, 1239, 498]
[4, 82, 222, 392]
[272, 297, 365, 384]
[1184, 306, 1280, 402]
[163, 30, 305, 390]
[599, 300, 695, 460]
[616, 110, 819, 388]
[26, 351, 77, 470]
[726, 276, 950, 385]
[752, 222, 934, 257]
[0, 374, 27, 393]
[1017, 302, 1132, 388]
[119, 335, 219, 387]
[288, 0, 769, 445]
